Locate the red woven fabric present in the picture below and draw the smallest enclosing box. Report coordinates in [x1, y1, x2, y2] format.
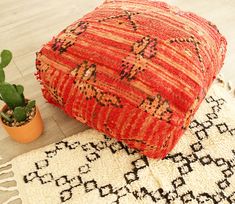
[35, 0, 227, 158]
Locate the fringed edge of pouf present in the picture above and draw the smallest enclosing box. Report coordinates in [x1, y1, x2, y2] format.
[217, 74, 235, 99]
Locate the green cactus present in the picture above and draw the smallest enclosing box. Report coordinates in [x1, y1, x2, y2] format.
[0, 83, 25, 109]
[25, 100, 36, 114]
[0, 50, 12, 83]
[0, 50, 12, 69]
[0, 69, 5, 83]
[13, 100, 36, 122]
[13, 106, 27, 122]
[0, 50, 36, 125]
[0, 111, 12, 123]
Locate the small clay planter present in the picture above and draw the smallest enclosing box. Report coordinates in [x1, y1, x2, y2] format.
[0, 105, 44, 143]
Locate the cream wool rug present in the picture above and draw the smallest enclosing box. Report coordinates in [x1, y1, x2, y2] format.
[0, 78, 235, 204]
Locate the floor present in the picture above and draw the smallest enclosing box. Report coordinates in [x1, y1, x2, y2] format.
[0, 0, 234, 203]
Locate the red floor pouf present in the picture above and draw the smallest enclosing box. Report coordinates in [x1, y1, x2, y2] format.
[36, 0, 227, 158]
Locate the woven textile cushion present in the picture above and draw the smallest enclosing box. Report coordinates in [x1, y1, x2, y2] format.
[35, 0, 227, 158]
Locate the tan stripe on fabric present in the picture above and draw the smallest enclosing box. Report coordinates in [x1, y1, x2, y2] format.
[128, 110, 145, 140]
[120, 108, 139, 139]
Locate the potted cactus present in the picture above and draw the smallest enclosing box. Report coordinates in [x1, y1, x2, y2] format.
[0, 50, 44, 143]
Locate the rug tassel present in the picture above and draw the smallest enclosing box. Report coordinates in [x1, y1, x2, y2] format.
[0, 186, 17, 191]
[0, 161, 13, 176]
[0, 161, 17, 192]
[0, 169, 12, 176]
[0, 159, 20, 202]
[0, 161, 12, 169]
[0, 177, 15, 185]
[2, 195, 20, 204]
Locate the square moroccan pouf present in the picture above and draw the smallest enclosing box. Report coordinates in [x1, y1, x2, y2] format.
[36, 0, 227, 158]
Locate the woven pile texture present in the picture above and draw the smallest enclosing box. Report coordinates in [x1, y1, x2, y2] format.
[1, 82, 234, 204]
[35, 0, 227, 158]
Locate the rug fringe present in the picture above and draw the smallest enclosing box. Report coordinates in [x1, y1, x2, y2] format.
[0, 177, 15, 185]
[0, 159, 21, 203]
[0, 161, 12, 169]
[0, 186, 17, 191]
[0, 160, 18, 191]
[217, 74, 235, 98]
[2, 195, 20, 204]
[0, 168, 12, 175]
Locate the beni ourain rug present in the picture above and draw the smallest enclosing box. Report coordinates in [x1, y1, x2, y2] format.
[0, 77, 235, 204]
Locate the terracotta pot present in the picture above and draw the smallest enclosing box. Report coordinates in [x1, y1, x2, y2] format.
[0, 105, 44, 143]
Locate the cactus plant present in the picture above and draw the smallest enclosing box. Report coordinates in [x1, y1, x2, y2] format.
[0, 50, 36, 125]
